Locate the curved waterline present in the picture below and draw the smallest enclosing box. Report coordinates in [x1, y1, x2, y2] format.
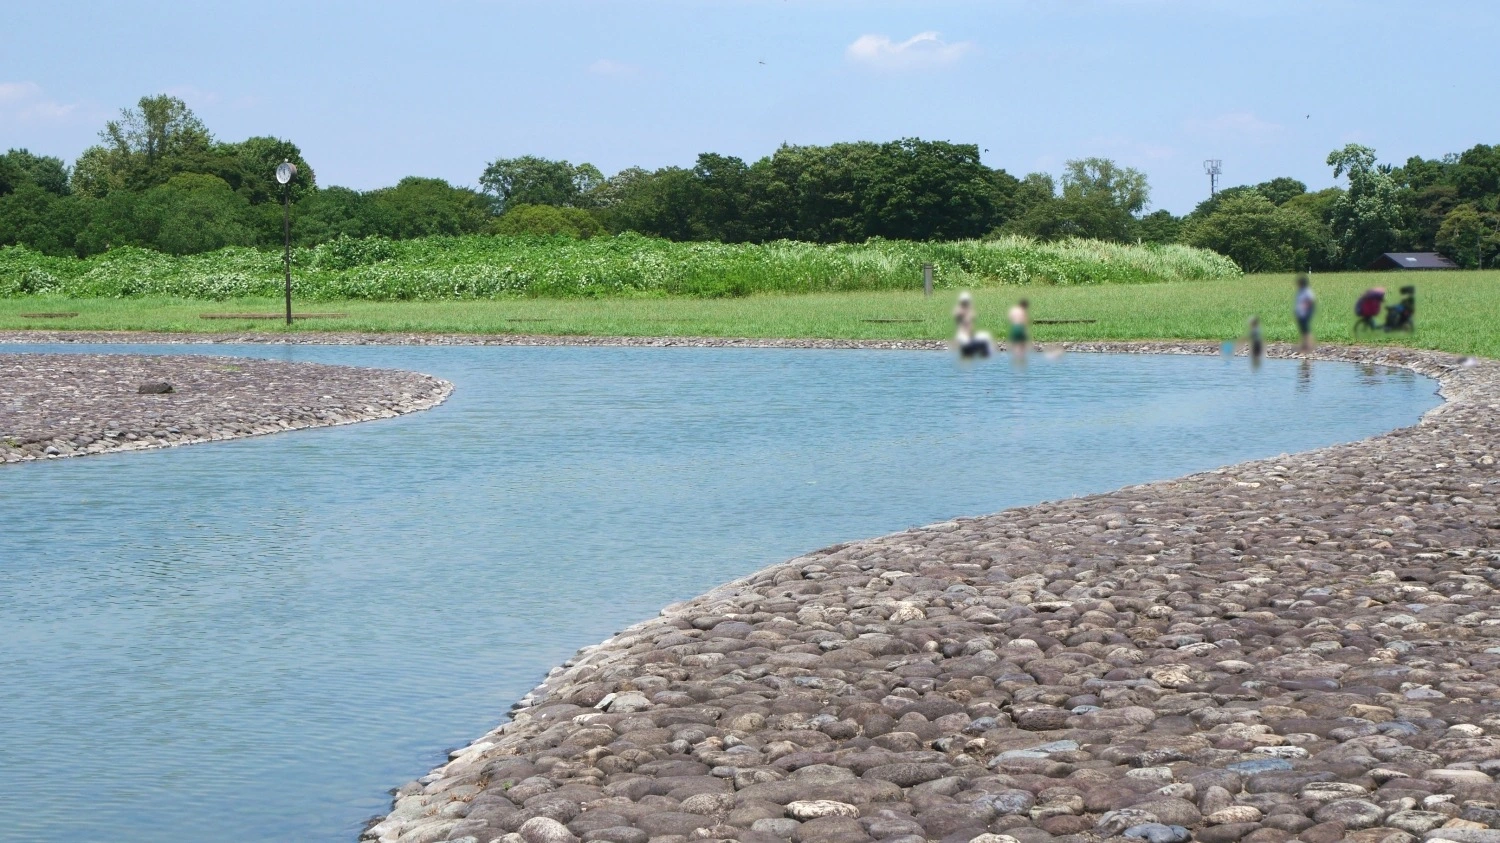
[0, 341, 1453, 841]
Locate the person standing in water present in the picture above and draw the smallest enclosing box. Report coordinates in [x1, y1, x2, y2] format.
[952, 292, 992, 357]
[1248, 315, 1263, 368]
[1008, 298, 1030, 356]
[1295, 275, 1316, 354]
[953, 292, 975, 342]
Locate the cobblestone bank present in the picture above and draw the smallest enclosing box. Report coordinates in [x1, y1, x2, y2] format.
[364, 344, 1500, 843]
[0, 353, 451, 463]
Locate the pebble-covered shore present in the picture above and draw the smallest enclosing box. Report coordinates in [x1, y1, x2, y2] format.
[361, 343, 1500, 843]
[0, 353, 451, 463]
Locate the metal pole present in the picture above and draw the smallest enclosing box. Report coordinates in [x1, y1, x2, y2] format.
[283, 183, 292, 325]
[923, 263, 933, 298]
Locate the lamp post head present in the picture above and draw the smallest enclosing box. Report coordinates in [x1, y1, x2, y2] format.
[276, 160, 297, 185]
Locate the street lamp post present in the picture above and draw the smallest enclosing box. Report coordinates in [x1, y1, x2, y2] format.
[276, 160, 298, 325]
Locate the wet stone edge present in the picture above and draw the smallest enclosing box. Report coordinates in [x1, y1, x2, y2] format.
[0, 352, 452, 464]
[9, 334, 1500, 843]
[357, 343, 1500, 843]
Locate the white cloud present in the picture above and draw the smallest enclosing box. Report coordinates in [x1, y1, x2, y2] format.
[1184, 111, 1284, 142]
[0, 81, 82, 124]
[587, 59, 641, 77]
[845, 32, 974, 71]
[19, 101, 77, 121]
[0, 81, 43, 103]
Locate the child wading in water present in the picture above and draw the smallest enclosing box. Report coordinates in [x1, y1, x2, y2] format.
[952, 292, 994, 358]
[1008, 299, 1030, 358]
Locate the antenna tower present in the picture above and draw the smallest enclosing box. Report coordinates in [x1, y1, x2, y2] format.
[1203, 159, 1223, 198]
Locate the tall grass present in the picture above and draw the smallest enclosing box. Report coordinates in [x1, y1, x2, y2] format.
[0, 233, 1240, 301]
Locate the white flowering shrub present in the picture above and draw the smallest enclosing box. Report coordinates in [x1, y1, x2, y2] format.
[0, 233, 1240, 301]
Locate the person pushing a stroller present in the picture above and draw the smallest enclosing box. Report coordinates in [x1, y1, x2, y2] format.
[1355, 285, 1415, 333]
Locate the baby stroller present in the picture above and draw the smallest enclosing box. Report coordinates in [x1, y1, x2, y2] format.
[1354, 286, 1416, 333]
[1385, 285, 1415, 332]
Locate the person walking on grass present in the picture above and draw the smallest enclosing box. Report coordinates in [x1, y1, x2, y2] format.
[1295, 274, 1316, 354]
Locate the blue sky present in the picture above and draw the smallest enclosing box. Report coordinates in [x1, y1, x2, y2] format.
[2, 0, 1493, 214]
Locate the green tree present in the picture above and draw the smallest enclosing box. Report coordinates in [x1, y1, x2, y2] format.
[1451, 144, 1500, 204]
[1181, 192, 1330, 272]
[73, 190, 141, 254]
[70, 145, 126, 198]
[493, 204, 605, 238]
[1397, 153, 1453, 192]
[1281, 187, 1342, 225]
[1004, 159, 1150, 242]
[0, 149, 70, 196]
[0, 156, 16, 197]
[1061, 158, 1149, 215]
[603, 167, 705, 241]
[1136, 210, 1182, 245]
[857, 139, 997, 241]
[593, 139, 1024, 243]
[292, 186, 375, 246]
[1435, 204, 1500, 268]
[217, 136, 315, 205]
[1011, 173, 1057, 215]
[742, 143, 867, 242]
[1398, 183, 1460, 251]
[365, 177, 492, 239]
[590, 166, 651, 211]
[1184, 185, 1257, 221]
[478, 156, 603, 213]
[691, 153, 751, 241]
[78, 95, 215, 194]
[985, 168, 1028, 228]
[1327, 143, 1404, 268]
[1392, 146, 1500, 252]
[1254, 177, 1307, 206]
[0, 185, 89, 254]
[136, 173, 257, 254]
[74, 173, 256, 255]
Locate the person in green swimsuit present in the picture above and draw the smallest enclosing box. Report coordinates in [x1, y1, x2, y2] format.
[1008, 298, 1030, 354]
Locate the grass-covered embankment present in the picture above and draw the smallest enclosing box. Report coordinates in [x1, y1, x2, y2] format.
[3, 271, 1496, 358]
[0, 233, 1239, 300]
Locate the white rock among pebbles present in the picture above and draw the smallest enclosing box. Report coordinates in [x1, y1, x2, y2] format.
[518, 816, 577, 843]
[786, 800, 859, 820]
[1206, 806, 1262, 825]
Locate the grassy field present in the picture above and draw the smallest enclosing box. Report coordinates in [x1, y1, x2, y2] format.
[1, 270, 1495, 357]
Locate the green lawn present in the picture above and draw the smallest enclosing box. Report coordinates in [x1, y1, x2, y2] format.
[2, 270, 1496, 357]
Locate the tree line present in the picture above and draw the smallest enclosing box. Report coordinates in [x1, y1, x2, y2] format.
[2, 94, 1497, 271]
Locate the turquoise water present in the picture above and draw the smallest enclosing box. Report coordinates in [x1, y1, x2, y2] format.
[0, 345, 1437, 842]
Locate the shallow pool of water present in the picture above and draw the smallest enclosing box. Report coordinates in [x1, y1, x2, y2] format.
[0, 345, 1437, 841]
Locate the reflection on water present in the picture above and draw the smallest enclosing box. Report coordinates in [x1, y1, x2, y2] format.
[0, 345, 1439, 842]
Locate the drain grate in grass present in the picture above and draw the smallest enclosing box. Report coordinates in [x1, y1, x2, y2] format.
[200, 313, 348, 320]
[861, 318, 926, 323]
[20, 312, 79, 319]
[1034, 319, 1097, 325]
